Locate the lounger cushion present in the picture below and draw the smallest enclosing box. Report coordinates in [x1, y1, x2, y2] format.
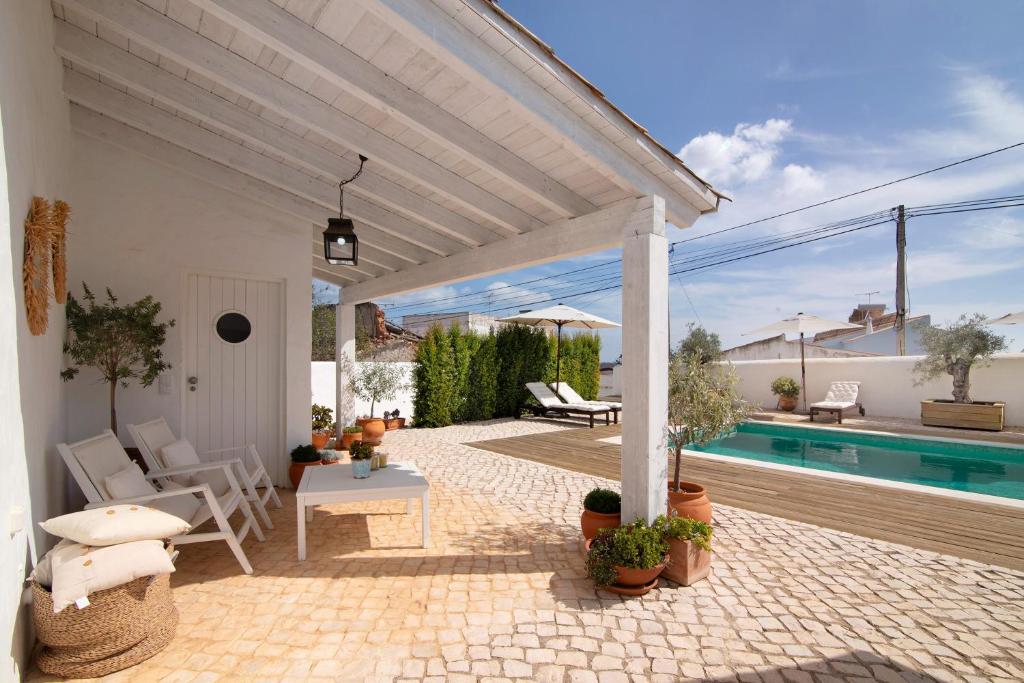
[559, 403, 611, 413]
[822, 381, 860, 404]
[161, 439, 231, 496]
[40, 504, 192, 546]
[810, 401, 856, 410]
[104, 464, 157, 500]
[46, 539, 175, 613]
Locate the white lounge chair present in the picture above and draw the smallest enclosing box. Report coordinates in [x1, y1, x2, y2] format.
[809, 381, 866, 424]
[127, 418, 281, 530]
[551, 382, 622, 412]
[525, 382, 616, 428]
[58, 430, 261, 574]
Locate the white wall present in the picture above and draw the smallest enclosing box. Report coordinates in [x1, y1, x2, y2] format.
[65, 134, 312, 481]
[0, 1, 72, 676]
[726, 354, 1024, 426]
[312, 362, 415, 424]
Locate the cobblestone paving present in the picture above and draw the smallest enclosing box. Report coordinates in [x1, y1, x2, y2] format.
[31, 420, 1024, 682]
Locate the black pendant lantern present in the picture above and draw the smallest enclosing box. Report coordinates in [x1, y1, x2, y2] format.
[323, 155, 367, 266]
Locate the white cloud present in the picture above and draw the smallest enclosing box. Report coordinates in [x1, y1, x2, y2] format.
[678, 119, 792, 186]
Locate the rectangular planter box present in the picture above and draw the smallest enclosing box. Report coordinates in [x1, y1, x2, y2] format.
[920, 399, 1005, 432]
[661, 538, 711, 586]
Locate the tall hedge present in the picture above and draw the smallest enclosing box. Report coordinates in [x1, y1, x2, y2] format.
[545, 332, 602, 401]
[494, 324, 551, 418]
[463, 331, 498, 421]
[412, 325, 457, 427]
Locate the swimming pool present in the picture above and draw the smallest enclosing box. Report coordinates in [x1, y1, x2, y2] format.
[687, 422, 1024, 501]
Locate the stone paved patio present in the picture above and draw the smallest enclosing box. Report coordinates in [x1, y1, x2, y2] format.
[31, 419, 1024, 682]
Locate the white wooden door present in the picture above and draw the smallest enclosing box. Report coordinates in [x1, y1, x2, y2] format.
[184, 273, 285, 485]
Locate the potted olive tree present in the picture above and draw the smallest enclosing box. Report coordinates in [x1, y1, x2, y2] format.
[915, 313, 1007, 431]
[770, 376, 800, 412]
[666, 353, 748, 522]
[350, 363, 406, 445]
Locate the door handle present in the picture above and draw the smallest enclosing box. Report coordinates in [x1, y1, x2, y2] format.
[188, 376, 198, 392]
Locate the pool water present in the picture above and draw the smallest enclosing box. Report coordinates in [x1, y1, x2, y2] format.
[688, 422, 1024, 501]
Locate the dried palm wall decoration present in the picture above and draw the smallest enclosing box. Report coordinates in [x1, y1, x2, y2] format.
[51, 199, 70, 304]
[23, 196, 53, 335]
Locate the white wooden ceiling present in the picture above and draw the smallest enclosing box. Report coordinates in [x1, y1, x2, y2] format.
[52, 0, 721, 291]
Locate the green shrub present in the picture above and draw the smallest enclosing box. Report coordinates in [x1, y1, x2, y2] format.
[770, 376, 800, 398]
[583, 488, 621, 514]
[464, 331, 498, 421]
[413, 325, 458, 427]
[290, 444, 320, 463]
[349, 441, 374, 460]
[341, 425, 363, 434]
[655, 514, 712, 552]
[311, 404, 333, 432]
[585, 519, 669, 587]
[495, 324, 551, 417]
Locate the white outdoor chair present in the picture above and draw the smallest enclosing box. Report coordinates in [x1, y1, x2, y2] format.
[809, 381, 866, 424]
[58, 430, 261, 574]
[551, 382, 622, 411]
[127, 417, 281, 530]
[525, 382, 616, 428]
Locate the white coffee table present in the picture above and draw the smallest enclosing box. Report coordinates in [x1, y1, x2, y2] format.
[295, 462, 429, 560]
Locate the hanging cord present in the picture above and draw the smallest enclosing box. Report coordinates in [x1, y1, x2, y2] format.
[338, 155, 368, 216]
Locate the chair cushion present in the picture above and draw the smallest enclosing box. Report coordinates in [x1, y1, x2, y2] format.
[159, 439, 201, 486]
[147, 490, 202, 525]
[71, 434, 134, 499]
[40, 505, 192, 546]
[823, 381, 860, 404]
[46, 539, 175, 613]
[526, 382, 563, 408]
[561, 403, 610, 413]
[192, 467, 232, 497]
[104, 464, 158, 500]
[552, 382, 586, 404]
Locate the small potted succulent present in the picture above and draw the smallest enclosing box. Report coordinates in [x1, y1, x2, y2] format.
[770, 376, 800, 412]
[656, 514, 712, 586]
[585, 519, 669, 596]
[581, 488, 621, 540]
[349, 441, 374, 479]
[339, 425, 363, 451]
[311, 404, 334, 450]
[383, 409, 405, 431]
[320, 450, 340, 465]
[289, 444, 321, 488]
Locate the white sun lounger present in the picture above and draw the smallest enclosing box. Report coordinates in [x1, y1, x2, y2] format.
[525, 382, 617, 428]
[809, 381, 865, 424]
[551, 382, 622, 411]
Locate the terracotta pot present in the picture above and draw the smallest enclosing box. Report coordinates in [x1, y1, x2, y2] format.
[340, 431, 362, 450]
[661, 538, 711, 586]
[614, 561, 667, 588]
[777, 396, 798, 412]
[289, 460, 321, 489]
[384, 417, 406, 431]
[667, 482, 712, 523]
[311, 432, 330, 450]
[357, 417, 386, 445]
[580, 509, 621, 541]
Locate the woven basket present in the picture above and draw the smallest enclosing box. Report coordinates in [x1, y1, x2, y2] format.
[32, 574, 177, 678]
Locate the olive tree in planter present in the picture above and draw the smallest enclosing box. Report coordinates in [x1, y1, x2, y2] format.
[914, 313, 1007, 431]
[350, 362, 406, 444]
[61, 284, 174, 436]
[666, 353, 748, 522]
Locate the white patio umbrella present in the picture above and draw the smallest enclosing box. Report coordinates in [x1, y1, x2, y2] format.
[744, 312, 861, 411]
[498, 303, 620, 386]
[983, 311, 1024, 325]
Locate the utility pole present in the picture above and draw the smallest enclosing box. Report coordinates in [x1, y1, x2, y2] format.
[895, 205, 907, 356]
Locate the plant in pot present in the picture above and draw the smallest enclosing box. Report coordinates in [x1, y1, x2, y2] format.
[349, 441, 374, 479]
[311, 403, 334, 450]
[580, 488, 621, 540]
[655, 514, 712, 586]
[320, 450, 340, 465]
[585, 519, 669, 596]
[666, 352, 748, 522]
[289, 444, 321, 488]
[339, 425, 363, 451]
[60, 284, 174, 436]
[383, 409, 405, 431]
[770, 376, 800, 412]
[349, 363, 406, 445]
[915, 313, 1008, 431]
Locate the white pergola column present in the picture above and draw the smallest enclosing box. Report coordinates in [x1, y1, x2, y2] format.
[620, 195, 669, 523]
[335, 302, 357, 429]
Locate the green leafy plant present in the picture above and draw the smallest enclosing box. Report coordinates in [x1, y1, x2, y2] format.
[290, 444, 320, 463]
[348, 441, 374, 460]
[655, 514, 713, 552]
[312, 404, 334, 433]
[350, 362, 406, 418]
[914, 313, 1007, 403]
[463, 331, 498, 421]
[342, 425, 364, 434]
[583, 488, 621, 514]
[61, 283, 175, 435]
[674, 323, 722, 364]
[770, 376, 800, 399]
[413, 325, 459, 427]
[585, 519, 669, 587]
[495, 324, 551, 417]
[667, 353, 748, 492]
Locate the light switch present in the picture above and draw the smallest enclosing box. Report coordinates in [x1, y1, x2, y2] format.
[158, 373, 173, 395]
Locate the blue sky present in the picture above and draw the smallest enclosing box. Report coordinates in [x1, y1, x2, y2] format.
[319, 1, 1024, 360]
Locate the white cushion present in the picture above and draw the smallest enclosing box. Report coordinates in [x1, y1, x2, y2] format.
[526, 382, 562, 408]
[159, 438, 201, 486]
[47, 539, 175, 613]
[823, 381, 860, 404]
[562, 403, 610, 412]
[39, 505, 192, 546]
[71, 435, 133, 499]
[147, 490, 202, 524]
[104, 464, 157, 500]
[192, 467, 232, 497]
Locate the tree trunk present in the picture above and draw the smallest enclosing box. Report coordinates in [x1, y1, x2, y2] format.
[950, 360, 972, 403]
[109, 381, 118, 435]
[672, 445, 682, 492]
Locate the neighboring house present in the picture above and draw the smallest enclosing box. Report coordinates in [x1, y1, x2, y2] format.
[721, 334, 876, 361]
[402, 312, 504, 337]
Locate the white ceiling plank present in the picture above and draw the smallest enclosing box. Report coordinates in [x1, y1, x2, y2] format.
[357, 0, 714, 227]
[312, 263, 356, 288]
[63, 0, 542, 236]
[341, 196, 646, 304]
[53, 20, 503, 247]
[193, 0, 594, 218]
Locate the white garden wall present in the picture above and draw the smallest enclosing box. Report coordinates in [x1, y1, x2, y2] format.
[0, 2, 72, 676]
[312, 362, 416, 424]
[726, 354, 1024, 426]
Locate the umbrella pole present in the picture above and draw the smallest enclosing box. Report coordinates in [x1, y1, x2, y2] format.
[800, 332, 807, 412]
[555, 322, 563, 387]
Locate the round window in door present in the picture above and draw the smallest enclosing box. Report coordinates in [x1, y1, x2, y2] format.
[215, 312, 252, 344]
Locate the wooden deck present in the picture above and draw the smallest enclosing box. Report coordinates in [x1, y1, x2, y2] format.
[472, 423, 1024, 571]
